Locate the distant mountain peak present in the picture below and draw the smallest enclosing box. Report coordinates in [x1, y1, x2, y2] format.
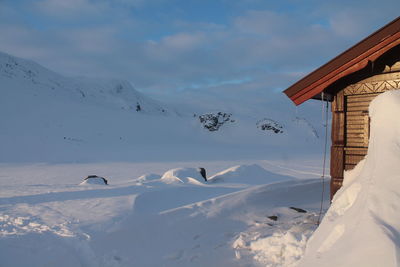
[0, 51, 171, 115]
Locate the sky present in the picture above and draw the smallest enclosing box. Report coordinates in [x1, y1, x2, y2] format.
[0, 0, 399, 100]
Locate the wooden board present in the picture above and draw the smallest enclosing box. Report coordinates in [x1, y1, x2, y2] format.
[345, 147, 368, 155]
[329, 69, 400, 199]
[345, 164, 357, 171]
[345, 154, 366, 165]
[343, 92, 374, 169]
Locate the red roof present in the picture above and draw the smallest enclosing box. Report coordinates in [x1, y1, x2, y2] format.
[284, 17, 400, 105]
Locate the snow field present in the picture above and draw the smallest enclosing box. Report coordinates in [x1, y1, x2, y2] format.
[0, 161, 329, 266]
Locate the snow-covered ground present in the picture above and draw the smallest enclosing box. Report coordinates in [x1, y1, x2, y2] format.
[0, 51, 334, 266]
[0, 160, 329, 267]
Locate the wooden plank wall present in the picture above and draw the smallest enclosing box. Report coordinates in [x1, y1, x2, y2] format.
[344, 93, 376, 170]
[330, 71, 400, 199]
[330, 92, 372, 199]
[328, 63, 400, 200]
[330, 90, 345, 199]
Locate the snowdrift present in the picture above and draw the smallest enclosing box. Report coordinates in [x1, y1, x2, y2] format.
[0, 160, 328, 267]
[160, 168, 207, 184]
[299, 90, 400, 267]
[208, 164, 293, 184]
[136, 173, 162, 182]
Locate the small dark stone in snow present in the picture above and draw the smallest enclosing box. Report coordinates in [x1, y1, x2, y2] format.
[84, 175, 108, 185]
[289, 207, 307, 213]
[198, 167, 207, 181]
[267, 215, 278, 221]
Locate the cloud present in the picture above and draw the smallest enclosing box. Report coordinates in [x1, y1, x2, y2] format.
[161, 32, 207, 50]
[0, 0, 398, 97]
[233, 10, 292, 35]
[34, 0, 105, 19]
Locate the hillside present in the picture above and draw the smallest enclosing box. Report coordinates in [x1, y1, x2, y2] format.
[0, 51, 324, 163]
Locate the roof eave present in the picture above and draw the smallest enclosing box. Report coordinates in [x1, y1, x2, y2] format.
[284, 17, 400, 105]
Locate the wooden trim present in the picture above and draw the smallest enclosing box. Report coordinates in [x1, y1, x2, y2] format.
[344, 73, 400, 95]
[331, 177, 343, 199]
[331, 145, 344, 177]
[364, 115, 370, 146]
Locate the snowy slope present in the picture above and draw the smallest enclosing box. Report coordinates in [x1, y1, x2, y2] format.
[0, 51, 325, 163]
[0, 51, 169, 114]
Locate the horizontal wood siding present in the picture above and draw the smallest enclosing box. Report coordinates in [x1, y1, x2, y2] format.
[342, 71, 400, 173]
[344, 92, 374, 171]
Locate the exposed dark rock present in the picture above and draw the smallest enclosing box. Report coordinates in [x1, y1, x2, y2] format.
[256, 118, 284, 134]
[289, 207, 307, 213]
[267, 215, 278, 221]
[84, 175, 108, 185]
[198, 112, 234, 131]
[198, 167, 207, 181]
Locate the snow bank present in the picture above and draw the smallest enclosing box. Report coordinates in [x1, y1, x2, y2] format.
[299, 90, 400, 267]
[208, 164, 293, 184]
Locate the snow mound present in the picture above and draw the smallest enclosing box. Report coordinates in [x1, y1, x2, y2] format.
[160, 168, 206, 184]
[208, 164, 292, 184]
[299, 90, 400, 267]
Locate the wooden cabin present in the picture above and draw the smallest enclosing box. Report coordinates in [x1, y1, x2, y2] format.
[284, 17, 400, 199]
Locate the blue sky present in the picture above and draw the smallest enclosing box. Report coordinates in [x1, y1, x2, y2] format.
[0, 0, 399, 97]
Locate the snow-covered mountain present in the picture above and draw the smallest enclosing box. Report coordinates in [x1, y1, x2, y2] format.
[0, 51, 169, 114]
[0, 51, 324, 163]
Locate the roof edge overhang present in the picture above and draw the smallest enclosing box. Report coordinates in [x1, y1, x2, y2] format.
[284, 16, 400, 106]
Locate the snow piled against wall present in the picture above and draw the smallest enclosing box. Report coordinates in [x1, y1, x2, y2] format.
[298, 90, 400, 267]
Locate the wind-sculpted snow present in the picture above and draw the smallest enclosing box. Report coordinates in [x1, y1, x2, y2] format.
[0, 50, 330, 266]
[0, 160, 328, 267]
[160, 167, 207, 184]
[299, 90, 400, 267]
[208, 164, 293, 184]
